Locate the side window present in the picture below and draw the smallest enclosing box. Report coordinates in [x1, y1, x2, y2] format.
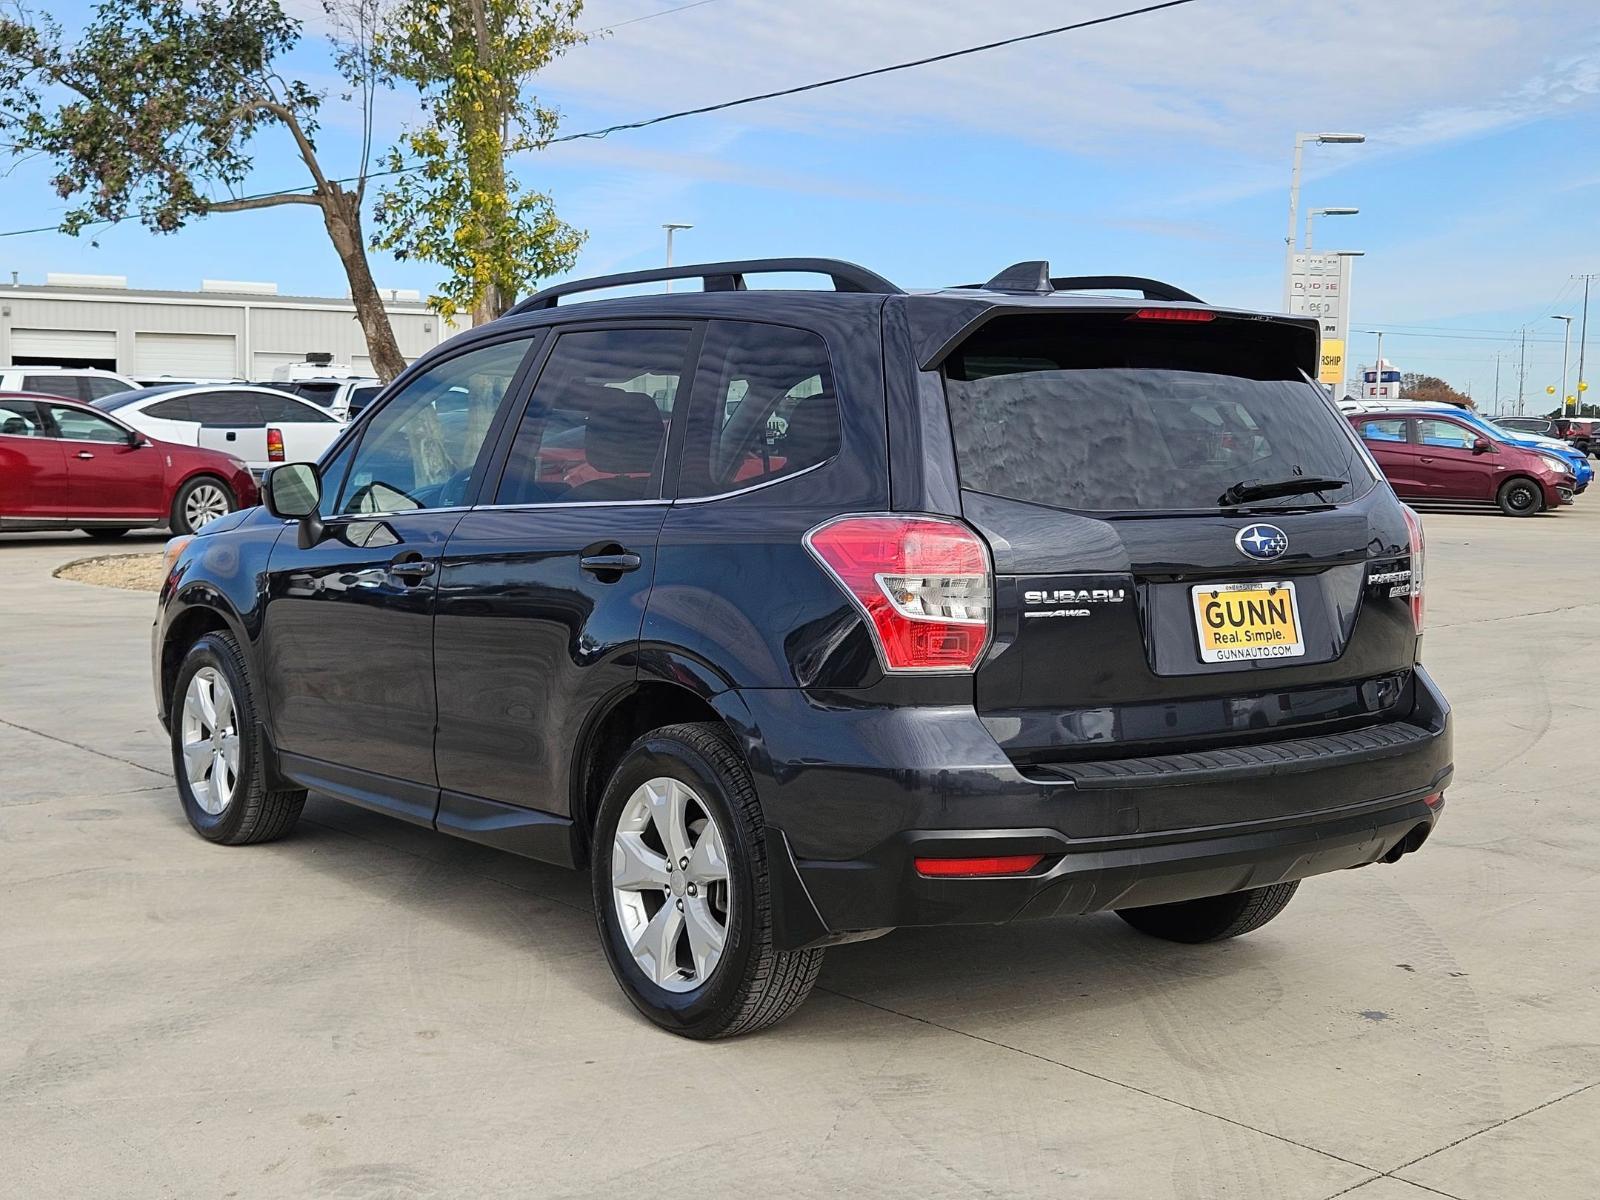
[1360, 418, 1407, 443]
[82, 376, 130, 401]
[257, 393, 335, 424]
[347, 385, 382, 414]
[188, 392, 264, 427]
[677, 321, 839, 499]
[495, 328, 692, 506]
[145, 397, 195, 422]
[43, 403, 129, 443]
[337, 337, 533, 514]
[0, 401, 45, 437]
[1416, 418, 1475, 450]
[21, 375, 81, 400]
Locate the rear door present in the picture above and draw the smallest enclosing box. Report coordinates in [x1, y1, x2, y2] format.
[1353, 416, 1424, 497]
[41, 402, 166, 519]
[432, 325, 696, 826]
[935, 310, 1415, 771]
[188, 390, 269, 466]
[0, 400, 67, 517]
[1413, 415, 1492, 500]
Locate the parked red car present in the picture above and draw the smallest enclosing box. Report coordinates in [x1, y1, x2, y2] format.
[1350, 408, 1573, 517]
[0, 391, 258, 538]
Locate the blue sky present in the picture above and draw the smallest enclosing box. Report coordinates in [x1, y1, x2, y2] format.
[3, 0, 1598, 405]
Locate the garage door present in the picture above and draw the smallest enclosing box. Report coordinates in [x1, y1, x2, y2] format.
[133, 332, 237, 379]
[9, 327, 117, 362]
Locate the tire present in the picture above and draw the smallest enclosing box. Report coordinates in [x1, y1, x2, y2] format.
[170, 475, 236, 535]
[170, 631, 305, 845]
[1116, 881, 1300, 944]
[1496, 476, 1543, 517]
[81, 527, 133, 540]
[591, 722, 824, 1039]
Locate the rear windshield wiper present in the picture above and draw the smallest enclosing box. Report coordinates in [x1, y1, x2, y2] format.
[1218, 476, 1349, 507]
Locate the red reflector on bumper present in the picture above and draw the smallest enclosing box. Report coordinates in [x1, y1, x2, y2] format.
[914, 854, 1044, 878]
[1423, 792, 1444, 807]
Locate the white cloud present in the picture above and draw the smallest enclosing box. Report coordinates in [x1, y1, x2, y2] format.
[549, 0, 1599, 164]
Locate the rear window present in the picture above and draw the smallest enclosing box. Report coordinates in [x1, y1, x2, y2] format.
[942, 314, 1373, 513]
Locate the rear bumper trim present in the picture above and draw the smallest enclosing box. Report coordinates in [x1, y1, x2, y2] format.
[1031, 721, 1435, 790]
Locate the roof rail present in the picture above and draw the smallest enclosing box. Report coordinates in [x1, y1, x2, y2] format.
[1049, 275, 1204, 303]
[507, 257, 903, 315]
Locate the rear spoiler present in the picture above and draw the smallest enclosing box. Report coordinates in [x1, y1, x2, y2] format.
[903, 296, 1321, 376]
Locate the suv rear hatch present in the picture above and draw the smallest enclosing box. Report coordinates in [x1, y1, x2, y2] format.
[935, 308, 1421, 774]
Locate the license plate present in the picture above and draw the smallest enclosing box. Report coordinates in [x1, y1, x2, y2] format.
[1191, 581, 1305, 663]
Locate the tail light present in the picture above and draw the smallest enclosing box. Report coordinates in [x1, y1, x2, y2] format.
[266, 427, 286, 462]
[915, 854, 1043, 878]
[1128, 307, 1214, 322]
[1402, 504, 1425, 635]
[804, 514, 992, 673]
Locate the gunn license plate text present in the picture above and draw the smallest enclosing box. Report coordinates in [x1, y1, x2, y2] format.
[1191, 581, 1306, 664]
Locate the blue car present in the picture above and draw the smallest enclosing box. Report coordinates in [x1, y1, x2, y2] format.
[1412, 404, 1592, 492]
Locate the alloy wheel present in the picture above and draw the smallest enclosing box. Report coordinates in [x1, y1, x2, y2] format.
[185, 484, 231, 530]
[610, 776, 732, 993]
[180, 667, 240, 815]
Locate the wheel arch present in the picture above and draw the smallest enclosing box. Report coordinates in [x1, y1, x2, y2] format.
[568, 673, 759, 867]
[159, 590, 250, 725]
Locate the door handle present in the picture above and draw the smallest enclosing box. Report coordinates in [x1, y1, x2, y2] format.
[1418, 456, 1434, 464]
[580, 551, 642, 576]
[388, 557, 436, 583]
[76, 451, 95, 460]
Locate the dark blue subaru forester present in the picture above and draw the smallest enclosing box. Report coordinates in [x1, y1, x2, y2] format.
[153, 258, 1451, 1037]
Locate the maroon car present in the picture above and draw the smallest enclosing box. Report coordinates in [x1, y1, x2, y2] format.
[1351, 408, 1573, 517]
[0, 391, 258, 538]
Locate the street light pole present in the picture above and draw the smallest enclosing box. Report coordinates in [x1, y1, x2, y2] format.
[1577, 274, 1595, 415]
[1305, 206, 1359, 251]
[1552, 315, 1574, 416]
[1283, 133, 1366, 310]
[662, 223, 693, 292]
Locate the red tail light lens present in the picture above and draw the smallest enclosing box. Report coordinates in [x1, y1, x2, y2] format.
[1402, 504, 1425, 635]
[915, 854, 1044, 877]
[804, 514, 992, 673]
[266, 427, 286, 462]
[1128, 307, 1215, 322]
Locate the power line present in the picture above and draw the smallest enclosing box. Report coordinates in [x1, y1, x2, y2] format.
[0, 0, 1200, 240]
[586, 0, 719, 37]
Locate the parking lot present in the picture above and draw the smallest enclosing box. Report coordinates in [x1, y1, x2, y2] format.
[2, 503, 1597, 1200]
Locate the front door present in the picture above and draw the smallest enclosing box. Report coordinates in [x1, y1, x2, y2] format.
[259, 335, 540, 815]
[433, 325, 697, 837]
[1413, 415, 1493, 501]
[0, 400, 67, 518]
[41, 402, 166, 519]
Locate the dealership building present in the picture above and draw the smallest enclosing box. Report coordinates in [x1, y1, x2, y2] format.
[0, 272, 464, 379]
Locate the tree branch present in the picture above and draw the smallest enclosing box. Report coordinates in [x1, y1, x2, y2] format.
[223, 95, 333, 196]
[207, 192, 322, 213]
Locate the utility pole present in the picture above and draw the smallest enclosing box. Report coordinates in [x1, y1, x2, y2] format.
[1576, 273, 1596, 416]
[1493, 352, 1501, 411]
[1517, 326, 1528, 415]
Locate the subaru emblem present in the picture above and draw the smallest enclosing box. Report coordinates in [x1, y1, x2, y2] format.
[1235, 523, 1289, 561]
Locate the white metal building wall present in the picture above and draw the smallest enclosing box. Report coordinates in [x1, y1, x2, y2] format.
[0, 285, 462, 378]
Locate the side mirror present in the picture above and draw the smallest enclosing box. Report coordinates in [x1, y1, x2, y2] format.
[264, 462, 326, 549]
[264, 462, 321, 519]
[1472, 438, 1492, 455]
[127, 429, 147, 448]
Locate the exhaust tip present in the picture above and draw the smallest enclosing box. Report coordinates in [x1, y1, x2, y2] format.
[1383, 822, 1433, 864]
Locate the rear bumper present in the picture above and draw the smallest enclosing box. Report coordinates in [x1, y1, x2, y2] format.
[740, 668, 1452, 949]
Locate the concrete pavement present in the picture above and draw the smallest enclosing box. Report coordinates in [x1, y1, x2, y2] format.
[2, 507, 1597, 1199]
